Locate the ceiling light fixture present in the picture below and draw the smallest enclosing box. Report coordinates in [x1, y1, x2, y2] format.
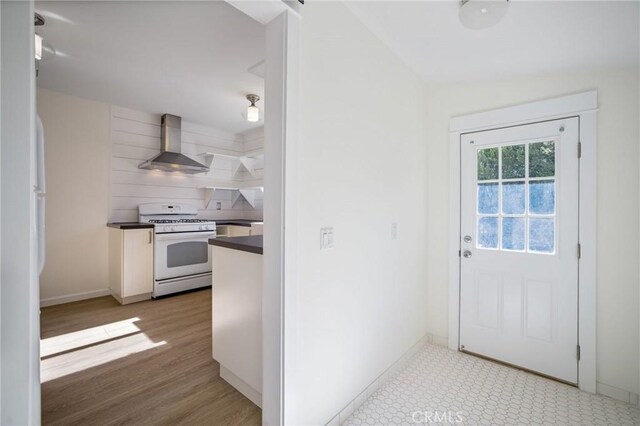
[35, 33, 43, 60]
[459, 0, 509, 30]
[246, 94, 260, 123]
[35, 13, 45, 60]
[34, 12, 56, 66]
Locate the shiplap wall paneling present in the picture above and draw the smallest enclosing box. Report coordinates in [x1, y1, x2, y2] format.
[110, 105, 263, 222]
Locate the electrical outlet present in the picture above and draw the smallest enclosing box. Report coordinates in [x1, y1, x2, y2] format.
[320, 227, 334, 250]
[216, 202, 222, 210]
[391, 222, 398, 240]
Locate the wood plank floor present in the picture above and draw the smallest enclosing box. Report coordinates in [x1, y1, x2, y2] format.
[40, 289, 261, 426]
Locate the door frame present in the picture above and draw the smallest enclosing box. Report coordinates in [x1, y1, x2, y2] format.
[1, 1, 42, 424]
[448, 91, 597, 393]
[224, 2, 301, 425]
[0, 0, 301, 423]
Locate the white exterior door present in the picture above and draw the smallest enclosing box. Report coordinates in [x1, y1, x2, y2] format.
[459, 117, 580, 384]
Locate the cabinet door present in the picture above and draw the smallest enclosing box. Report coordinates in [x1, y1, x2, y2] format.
[123, 229, 154, 297]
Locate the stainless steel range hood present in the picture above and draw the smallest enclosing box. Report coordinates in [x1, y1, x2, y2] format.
[138, 114, 209, 174]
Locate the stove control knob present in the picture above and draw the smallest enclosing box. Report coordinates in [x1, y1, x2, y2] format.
[199, 225, 205, 230]
[164, 226, 170, 232]
[170, 226, 176, 232]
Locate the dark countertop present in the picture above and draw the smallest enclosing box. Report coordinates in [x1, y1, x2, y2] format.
[107, 222, 155, 230]
[209, 235, 263, 255]
[215, 220, 263, 227]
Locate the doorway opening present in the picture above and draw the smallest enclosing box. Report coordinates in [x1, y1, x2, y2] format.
[31, 1, 294, 423]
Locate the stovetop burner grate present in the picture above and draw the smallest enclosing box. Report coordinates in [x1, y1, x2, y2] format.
[148, 219, 215, 224]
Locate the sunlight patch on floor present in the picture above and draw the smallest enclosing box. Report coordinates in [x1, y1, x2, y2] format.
[41, 317, 142, 357]
[41, 318, 166, 383]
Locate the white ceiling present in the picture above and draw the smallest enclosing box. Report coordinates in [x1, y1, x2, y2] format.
[345, 0, 640, 83]
[35, 1, 265, 134]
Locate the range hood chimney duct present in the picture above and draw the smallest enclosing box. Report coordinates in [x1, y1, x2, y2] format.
[138, 114, 210, 174]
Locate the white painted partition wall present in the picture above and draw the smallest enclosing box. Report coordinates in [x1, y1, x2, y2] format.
[225, 1, 301, 424]
[290, 2, 429, 424]
[263, 10, 299, 426]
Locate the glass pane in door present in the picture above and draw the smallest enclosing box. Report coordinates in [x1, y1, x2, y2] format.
[529, 218, 555, 253]
[478, 217, 499, 249]
[529, 142, 555, 177]
[478, 183, 499, 214]
[502, 182, 525, 214]
[502, 217, 525, 251]
[502, 144, 525, 179]
[477, 147, 499, 180]
[530, 180, 555, 214]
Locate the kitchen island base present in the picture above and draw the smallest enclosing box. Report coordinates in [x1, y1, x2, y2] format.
[210, 237, 263, 409]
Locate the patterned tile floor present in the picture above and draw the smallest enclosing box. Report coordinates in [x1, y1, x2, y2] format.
[345, 344, 640, 426]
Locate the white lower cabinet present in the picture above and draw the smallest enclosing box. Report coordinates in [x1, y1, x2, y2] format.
[109, 227, 154, 304]
[229, 225, 252, 237]
[250, 223, 263, 235]
[216, 224, 263, 237]
[215, 225, 231, 237]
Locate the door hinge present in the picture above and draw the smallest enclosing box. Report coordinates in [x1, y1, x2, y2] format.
[577, 243, 582, 259]
[578, 142, 582, 158]
[576, 345, 581, 361]
[458, 250, 461, 257]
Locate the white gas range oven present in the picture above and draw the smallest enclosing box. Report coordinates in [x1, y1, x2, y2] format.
[139, 203, 216, 297]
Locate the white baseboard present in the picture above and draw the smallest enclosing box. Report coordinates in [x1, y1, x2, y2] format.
[597, 382, 640, 407]
[220, 365, 262, 408]
[326, 334, 431, 426]
[428, 333, 449, 348]
[40, 288, 111, 307]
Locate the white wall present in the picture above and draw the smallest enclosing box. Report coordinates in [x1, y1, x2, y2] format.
[291, 2, 429, 423]
[37, 89, 111, 306]
[423, 68, 640, 400]
[37, 88, 264, 305]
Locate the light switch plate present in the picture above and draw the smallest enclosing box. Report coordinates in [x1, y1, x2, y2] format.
[320, 227, 334, 250]
[216, 201, 222, 210]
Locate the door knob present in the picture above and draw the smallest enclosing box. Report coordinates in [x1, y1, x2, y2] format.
[463, 250, 472, 258]
[464, 235, 472, 243]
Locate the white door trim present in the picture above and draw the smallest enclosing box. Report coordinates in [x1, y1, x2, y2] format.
[1, 0, 42, 423]
[224, 2, 301, 425]
[448, 91, 597, 393]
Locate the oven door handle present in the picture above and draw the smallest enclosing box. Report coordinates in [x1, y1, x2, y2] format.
[154, 231, 217, 242]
